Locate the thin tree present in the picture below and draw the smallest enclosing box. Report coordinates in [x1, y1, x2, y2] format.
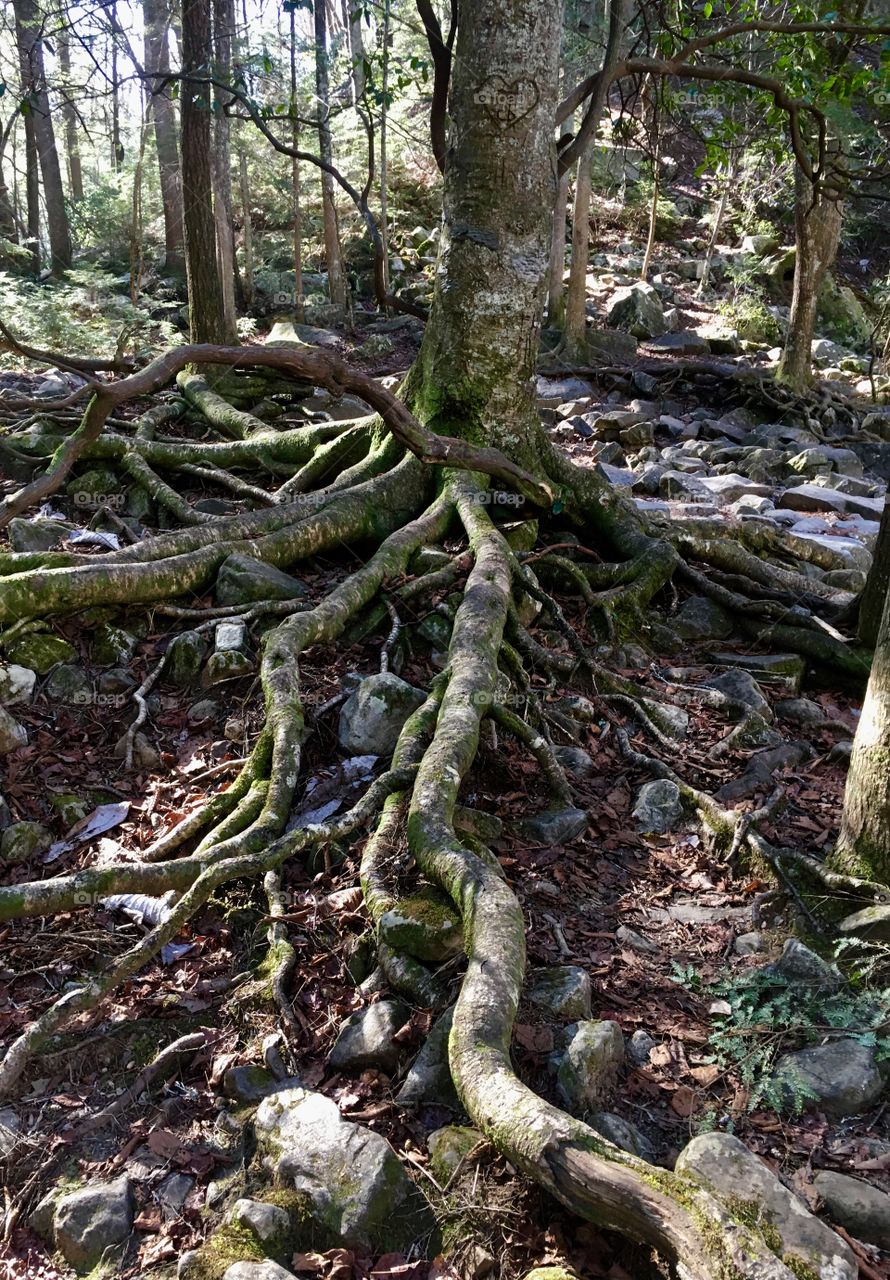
[314, 0, 346, 309]
[57, 26, 84, 202]
[143, 0, 186, 276]
[212, 0, 239, 331]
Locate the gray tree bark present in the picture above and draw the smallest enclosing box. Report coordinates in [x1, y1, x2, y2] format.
[143, 0, 186, 276]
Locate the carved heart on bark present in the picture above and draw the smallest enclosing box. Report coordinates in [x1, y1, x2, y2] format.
[473, 74, 540, 129]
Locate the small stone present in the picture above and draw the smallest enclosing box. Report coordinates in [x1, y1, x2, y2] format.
[158, 1172, 194, 1219]
[338, 673, 426, 757]
[396, 1007, 461, 1110]
[45, 663, 93, 705]
[222, 1065, 278, 1104]
[427, 1125, 482, 1181]
[49, 793, 91, 827]
[8, 516, 75, 552]
[776, 698, 827, 725]
[188, 699, 219, 726]
[676, 1133, 856, 1280]
[223, 1264, 297, 1280]
[1, 821, 51, 864]
[216, 554, 308, 607]
[92, 625, 137, 667]
[606, 282, 666, 339]
[0, 706, 28, 754]
[516, 807, 588, 844]
[224, 717, 246, 743]
[771, 1039, 883, 1116]
[813, 1171, 890, 1249]
[166, 631, 207, 686]
[632, 779, 683, 834]
[552, 746, 595, 777]
[616, 925, 658, 954]
[766, 939, 843, 993]
[0, 664, 36, 706]
[673, 595, 734, 641]
[329, 1000, 408, 1073]
[379, 888, 463, 963]
[53, 1175, 134, 1271]
[203, 649, 256, 685]
[628, 1029, 656, 1065]
[555, 1019, 625, 1112]
[704, 669, 770, 714]
[229, 1198, 292, 1250]
[0, 1107, 21, 1157]
[113, 731, 160, 769]
[589, 1110, 655, 1160]
[527, 966, 592, 1019]
[6, 632, 75, 674]
[733, 932, 765, 956]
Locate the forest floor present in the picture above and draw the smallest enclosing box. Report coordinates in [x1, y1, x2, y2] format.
[2, 219, 890, 1279]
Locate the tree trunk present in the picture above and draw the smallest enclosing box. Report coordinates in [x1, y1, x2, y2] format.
[314, 0, 346, 309]
[289, 6, 304, 322]
[547, 97, 573, 327]
[22, 113, 40, 275]
[404, 0, 560, 471]
[181, 0, 233, 344]
[212, 0, 239, 334]
[777, 161, 844, 391]
[57, 29, 84, 202]
[832, 579, 890, 883]
[13, 0, 73, 275]
[379, 0, 392, 299]
[143, 0, 186, 277]
[859, 500, 890, 649]
[239, 149, 254, 309]
[111, 5, 123, 170]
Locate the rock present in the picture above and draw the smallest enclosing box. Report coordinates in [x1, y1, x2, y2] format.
[628, 1029, 656, 1065]
[527, 966, 591, 1019]
[616, 925, 659, 954]
[188, 698, 219, 726]
[771, 1039, 883, 1116]
[731, 494, 774, 516]
[766, 939, 843, 993]
[0, 1107, 21, 1157]
[776, 698, 826, 725]
[812, 337, 847, 366]
[396, 1007, 461, 1109]
[589, 1110, 655, 1160]
[223, 1264, 297, 1280]
[813, 1171, 890, 1249]
[53, 1175, 134, 1271]
[741, 233, 778, 255]
[92, 624, 137, 667]
[583, 329, 639, 361]
[6, 631, 75, 673]
[338, 673, 425, 757]
[555, 1019, 625, 1112]
[536, 376, 594, 406]
[1, 821, 51, 863]
[45, 663, 93, 705]
[823, 568, 867, 592]
[216, 554, 308, 607]
[606, 282, 666, 339]
[780, 482, 885, 522]
[645, 331, 711, 355]
[522, 1270, 576, 1280]
[673, 595, 734, 641]
[704, 669, 769, 714]
[229, 1198, 292, 1252]
[553, 746, 595, 777]
[355, 334, 396, 359]
[222, 1065, 278, 1104]
[734, 931, 765, 956]
[658, 469, 707, 500]
[379, 888, 463, 963]
[0, 706, 28, 754]
[697, 474, 773, 504]
[427, 1125, 481, 1181]
[516, 807, 588, 844]
[8, 516, 75, 552]
[329, 1000, 408, 1073]
[158, 1172, 194, 1219]
[165, 631, 208, 686]
[254, 1087, 434, 1251]
[0, 664, 36, 706]
[632, 780, 683, 834]
[113, 731, 160, 769]
[203, 621, 256, 685]
[710, 651, 805, 692]
[676, 1133, 856, 1280]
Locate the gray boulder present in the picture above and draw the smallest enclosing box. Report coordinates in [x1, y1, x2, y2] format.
[516, 807, 588, 844]
[776, 698, 826, 726]
[555, 1020, 625, 1112]
[203, 621, 256, 685]
[396, 1007, 460, 1110]
[338, 673, 425, 757]
[1, 821, 51, 864]
[632, 779, 683, 833]
[766, 939, 843, 993]
[627, 1029, 657, 1065]
[254, 1087, 434, 1251]
[229, 1199, 293, 1252]
[216, 554, 308, 606]
[167, 631, 208, 686]
[222, 1065, 279, 1104]
[676, 1133, 855, 1280]
[329, 1000, 408, 1073]
[379, 888, 463, 963]
[589, 1110, 655, 1160]
[813, 1171, 890, 1249]
[0, 664, 36, 706]
[771, 1039, 883, 1116]
[45, 663, 92, 705]
[8, 517, 75, 553]
[223, 1264, 297, 1280]
[7, 631, 75, 673]
[53, 1175, 134, 1271]
[527, 966, 591, 1019]
[0, 706, 27, 754]
[704, 669, 770, 715]
[673, 595, 734, 641]
[606, 282, 666, 339]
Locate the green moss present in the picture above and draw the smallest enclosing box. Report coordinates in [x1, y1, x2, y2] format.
[782, 1253, 820, 1280]
[723, 1196, 783, 1256]
[179, 1223, 264, 1280]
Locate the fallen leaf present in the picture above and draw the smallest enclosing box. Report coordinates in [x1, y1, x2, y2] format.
[670, 1085, 696, 1117]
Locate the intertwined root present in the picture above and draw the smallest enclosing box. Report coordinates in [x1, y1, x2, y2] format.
[0, 351, 872, 1278]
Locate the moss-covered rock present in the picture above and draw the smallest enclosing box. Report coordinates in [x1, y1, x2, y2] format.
[379, 887, 463, 963]
[427, 1125, 481, 1183]
[1, 821, 52, 864]
[7, 632, 75, 674]
[92, 624, 138, 667]
[49, 793, 92, 828]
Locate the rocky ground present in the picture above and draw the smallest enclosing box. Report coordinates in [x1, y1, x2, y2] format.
[2, 222, 890, 1280]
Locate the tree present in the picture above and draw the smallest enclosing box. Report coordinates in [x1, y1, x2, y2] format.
[180, 0, 236, 344]
[57, 26, 84, 202]
[314, 0, 346, 309]
[12, 0, 73, 275]
[212, 0, 239, 330]
[833, 578, 890, 884]
[143, 0, 186, 276]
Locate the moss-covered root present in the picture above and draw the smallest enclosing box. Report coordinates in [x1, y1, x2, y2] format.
[0, 766, 416, 1100]
[403, 474, 802, 1280]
